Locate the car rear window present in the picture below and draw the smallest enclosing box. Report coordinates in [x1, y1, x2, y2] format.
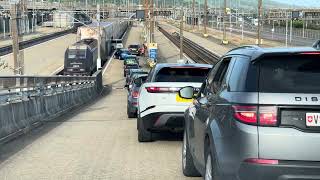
[154, 67, 210, 82]
[127, 65, 139, 69]
[125, 59, 137, 65]
[129, 45, 139, 48]
[134, 76, 147, 87]
[259, 55, 320, 93]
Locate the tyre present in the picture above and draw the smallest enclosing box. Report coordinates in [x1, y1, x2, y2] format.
[127, 106, 136, 118]
[204, 142, 218, 180]
[138, 117, 152, 142]
[182, 131, 201, 177]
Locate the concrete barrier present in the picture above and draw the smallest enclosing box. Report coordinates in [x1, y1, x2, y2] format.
[0, 71, 103, 144]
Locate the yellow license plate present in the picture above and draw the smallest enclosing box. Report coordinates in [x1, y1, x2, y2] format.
[176, 94, 193, 103]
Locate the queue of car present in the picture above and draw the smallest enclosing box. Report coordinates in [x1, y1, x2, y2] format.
[119, 43, 320, 180]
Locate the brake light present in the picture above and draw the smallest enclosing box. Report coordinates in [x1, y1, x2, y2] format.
[146, 86, 180, 93]
[259, 106, 277, 126]
[244, 158, 278, 165]
[233, 106, 257, 125]
[132, 91, 139, 98]
[232, 105, 278, 126]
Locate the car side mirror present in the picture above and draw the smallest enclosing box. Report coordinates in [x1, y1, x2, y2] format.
[179, 86, 195, 99]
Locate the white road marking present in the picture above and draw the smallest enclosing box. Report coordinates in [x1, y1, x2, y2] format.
[51, 65, 64, 76]
[102, 51, 116, 75]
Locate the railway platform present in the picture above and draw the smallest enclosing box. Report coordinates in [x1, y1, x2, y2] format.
[0, 27, 67, 48]
[0, 33, 76, 76]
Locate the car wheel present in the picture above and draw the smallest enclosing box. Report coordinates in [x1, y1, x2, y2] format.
[138, 117, 152, 142]
[205, 143, 218, 180]
[182, 130, 201, 177]
[127, 107, 136, 118]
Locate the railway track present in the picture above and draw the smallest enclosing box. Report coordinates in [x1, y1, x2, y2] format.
[0, 28, 76, 57]
[158, 26, 221, 65]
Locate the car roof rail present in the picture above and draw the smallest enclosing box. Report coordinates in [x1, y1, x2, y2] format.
[313, 40, 320, 50]
[227, 45, 261, 53]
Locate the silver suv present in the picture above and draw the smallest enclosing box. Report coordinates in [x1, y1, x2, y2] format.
[179, 46, 320, 180]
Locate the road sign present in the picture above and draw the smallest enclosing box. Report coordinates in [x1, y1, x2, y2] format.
[149, 48, 157, 60]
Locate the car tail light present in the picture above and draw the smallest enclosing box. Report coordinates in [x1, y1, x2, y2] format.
[232, 105, 278, 126]
[244, 158, 279, 165]
[259, 106, 277, 126]
[132, 91, 139, 98]
[146, 86, 180, 93]
[233, 106, 257, 125]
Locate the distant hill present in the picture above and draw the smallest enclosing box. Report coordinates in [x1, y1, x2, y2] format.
[230, 0, 320, 9]
[270, 0, 320, 8]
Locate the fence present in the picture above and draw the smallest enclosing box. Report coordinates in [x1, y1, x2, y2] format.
[0, 71, 103, 144]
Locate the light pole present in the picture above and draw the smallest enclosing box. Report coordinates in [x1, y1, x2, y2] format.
[192, 0, 195, 30]
[257, 0, 262, 45]
[203, 0, 208, 37]
[222, 0, 228, 44]
[97, 4, 102, 70]
[198, 0, 200, 30]
[180, 7, 184, 59]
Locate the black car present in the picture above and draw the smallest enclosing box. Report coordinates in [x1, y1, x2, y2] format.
[128, 44, 141, 56]
[179, 46, 320, 180]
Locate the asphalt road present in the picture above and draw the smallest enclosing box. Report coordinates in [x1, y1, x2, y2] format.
[0, 25, 200, 180]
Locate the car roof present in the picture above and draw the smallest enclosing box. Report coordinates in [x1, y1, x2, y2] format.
[125, 55, 137, 58]
[130, 69, 144, 72]
[133, 73, 148, 79]
[225, 46, 320, 60]
[154, 63, 213, 71]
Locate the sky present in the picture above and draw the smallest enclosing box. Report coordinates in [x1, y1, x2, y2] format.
[271, 0, 320, 7]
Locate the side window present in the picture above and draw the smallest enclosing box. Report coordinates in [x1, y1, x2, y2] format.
[211, 57, 232, 93]
[207, 61, 222, 85]
[196, 81, 207, 98]
[228, 56, 258, 92]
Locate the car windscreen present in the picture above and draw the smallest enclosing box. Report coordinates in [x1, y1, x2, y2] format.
[154, 67, 211, 82]
[259, 54, 320, 93]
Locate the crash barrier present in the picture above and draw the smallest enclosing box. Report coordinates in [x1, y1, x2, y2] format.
[0, 71, 103, 144]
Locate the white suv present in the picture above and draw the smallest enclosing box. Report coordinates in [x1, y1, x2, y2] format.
[137, 63, 212, 142]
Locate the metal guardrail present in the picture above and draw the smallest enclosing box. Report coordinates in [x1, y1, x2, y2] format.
[0, 27, 76, 56]
[158, 26, 221, 65]
[0, 75, 96, 104]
